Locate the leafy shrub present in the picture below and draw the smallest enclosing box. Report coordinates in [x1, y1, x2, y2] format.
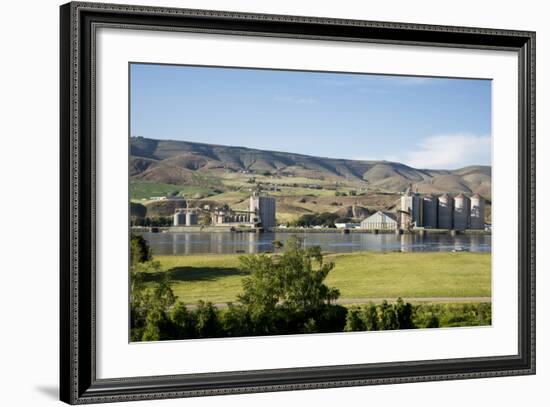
[130, 233, 152, 264]
[363, 303, 379, 331]
[194, 301, 221, 338]
[413, 303, 491, 329]
[220, 303, 252, 337]
[345, 308, 366, 332]
[169, 302, 197, 339]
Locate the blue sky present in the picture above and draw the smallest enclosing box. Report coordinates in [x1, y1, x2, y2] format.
[130, 63, 492, 169]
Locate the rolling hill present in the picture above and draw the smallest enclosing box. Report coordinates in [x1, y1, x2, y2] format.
[130, 137, 491, 198]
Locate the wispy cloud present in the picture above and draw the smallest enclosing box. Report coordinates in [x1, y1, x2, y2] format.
[274, 96, 319, 105]
[396, 133, 491, 169]
[394, 76, 442, 86]
[315, 75, 443, 96]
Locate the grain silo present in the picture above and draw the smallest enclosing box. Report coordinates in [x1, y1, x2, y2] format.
[470, 193, 485, 229]
[400, 191, 422, 228]
[250, 191, 276, 230]
[453, 193, 471, 231]
[173, 209, 186, 226]
[422, 195, 438, 228]
[186, 210, 198, 226]
[437, 194, 453, 229]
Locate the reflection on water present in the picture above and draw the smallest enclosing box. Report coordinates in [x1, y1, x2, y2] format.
[141, 231, 491, 256]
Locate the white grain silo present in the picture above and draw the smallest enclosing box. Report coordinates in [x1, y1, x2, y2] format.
[422, 195, 438, 229]
[173, 209, 186, 226]
[186, 210, 198, 226]
[437, 194, 453, 229]
[453, 193, 471, 231]
[400, 191, 422, 228]
[470, 193, 485, 229]
[250, 192, 276, 230]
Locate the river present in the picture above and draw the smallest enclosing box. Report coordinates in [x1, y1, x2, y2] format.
[140, 231, 491, 256]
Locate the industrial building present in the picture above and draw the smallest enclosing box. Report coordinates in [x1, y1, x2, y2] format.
[396, 190, 485, 231]
[361, 211, 398, 230]
[174, 192, 277, 231]
[211, 208, 255, 225]
[249, 191, 276, 230]
[173, 208, 198, 226]
[399, 188, 423, 229]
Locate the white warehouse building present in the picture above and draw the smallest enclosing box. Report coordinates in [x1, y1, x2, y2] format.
[360, 211, 398, 230]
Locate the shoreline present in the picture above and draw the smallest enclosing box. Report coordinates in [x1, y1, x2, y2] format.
[132, 225, 491, 236]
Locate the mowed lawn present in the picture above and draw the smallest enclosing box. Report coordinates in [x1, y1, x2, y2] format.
[147, 252, 491, 304]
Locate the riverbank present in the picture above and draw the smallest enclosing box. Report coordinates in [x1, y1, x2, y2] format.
[132, 225, 491, 235]
[143, 251, 491, 305]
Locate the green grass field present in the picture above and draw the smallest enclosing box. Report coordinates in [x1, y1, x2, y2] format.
[130, 181, 215, 201]
[144, 252, 491, 305]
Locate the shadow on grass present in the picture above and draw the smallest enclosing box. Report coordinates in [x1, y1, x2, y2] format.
[144, 266, 245, 282]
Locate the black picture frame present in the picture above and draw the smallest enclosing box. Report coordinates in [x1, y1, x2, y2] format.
[60, 2, 536, 404]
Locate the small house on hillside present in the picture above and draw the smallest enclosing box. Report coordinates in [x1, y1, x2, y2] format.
[360, 211, 398, 230]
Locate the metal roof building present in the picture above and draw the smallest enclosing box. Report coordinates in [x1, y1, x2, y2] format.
[361, 211, 398, 230]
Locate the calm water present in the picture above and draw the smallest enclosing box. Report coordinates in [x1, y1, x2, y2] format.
[141, 232, 491, 256]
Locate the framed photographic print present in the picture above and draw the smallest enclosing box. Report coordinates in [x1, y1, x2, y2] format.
[60, 1, 536, 404]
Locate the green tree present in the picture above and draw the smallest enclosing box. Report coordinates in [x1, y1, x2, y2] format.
[424, 313, 440, 328]
[130, 233, 152, 265]
[220, 303, 252, 337]
[379, 300, 398, 330]
[344, 308, 365, 332]
[169, 301, 197, 339]
[129, 236, 178, 341]
[195, 301, 221, 338]
[237, 236, 340, 323]
[200, 213, 212, 226]
[363, 303, 379, 331]
[130, 202, 147, 223]
[395, 297, 415, 329]
[302, 318, 318, 334]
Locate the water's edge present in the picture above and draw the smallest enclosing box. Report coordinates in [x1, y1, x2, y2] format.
[139, 231, 491, 256]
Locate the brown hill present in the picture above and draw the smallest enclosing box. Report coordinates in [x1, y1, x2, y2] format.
[130, 137, 491, 199]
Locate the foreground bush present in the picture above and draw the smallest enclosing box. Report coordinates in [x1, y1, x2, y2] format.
[344, 298, 415, 332]
[131, 298, 492, 341]
[413, 302, 492, 328]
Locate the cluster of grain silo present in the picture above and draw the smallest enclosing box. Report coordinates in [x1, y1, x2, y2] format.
[173, 209, 186, 226]
[399, 190, 485, 230]
[173, 209, 198, 226]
